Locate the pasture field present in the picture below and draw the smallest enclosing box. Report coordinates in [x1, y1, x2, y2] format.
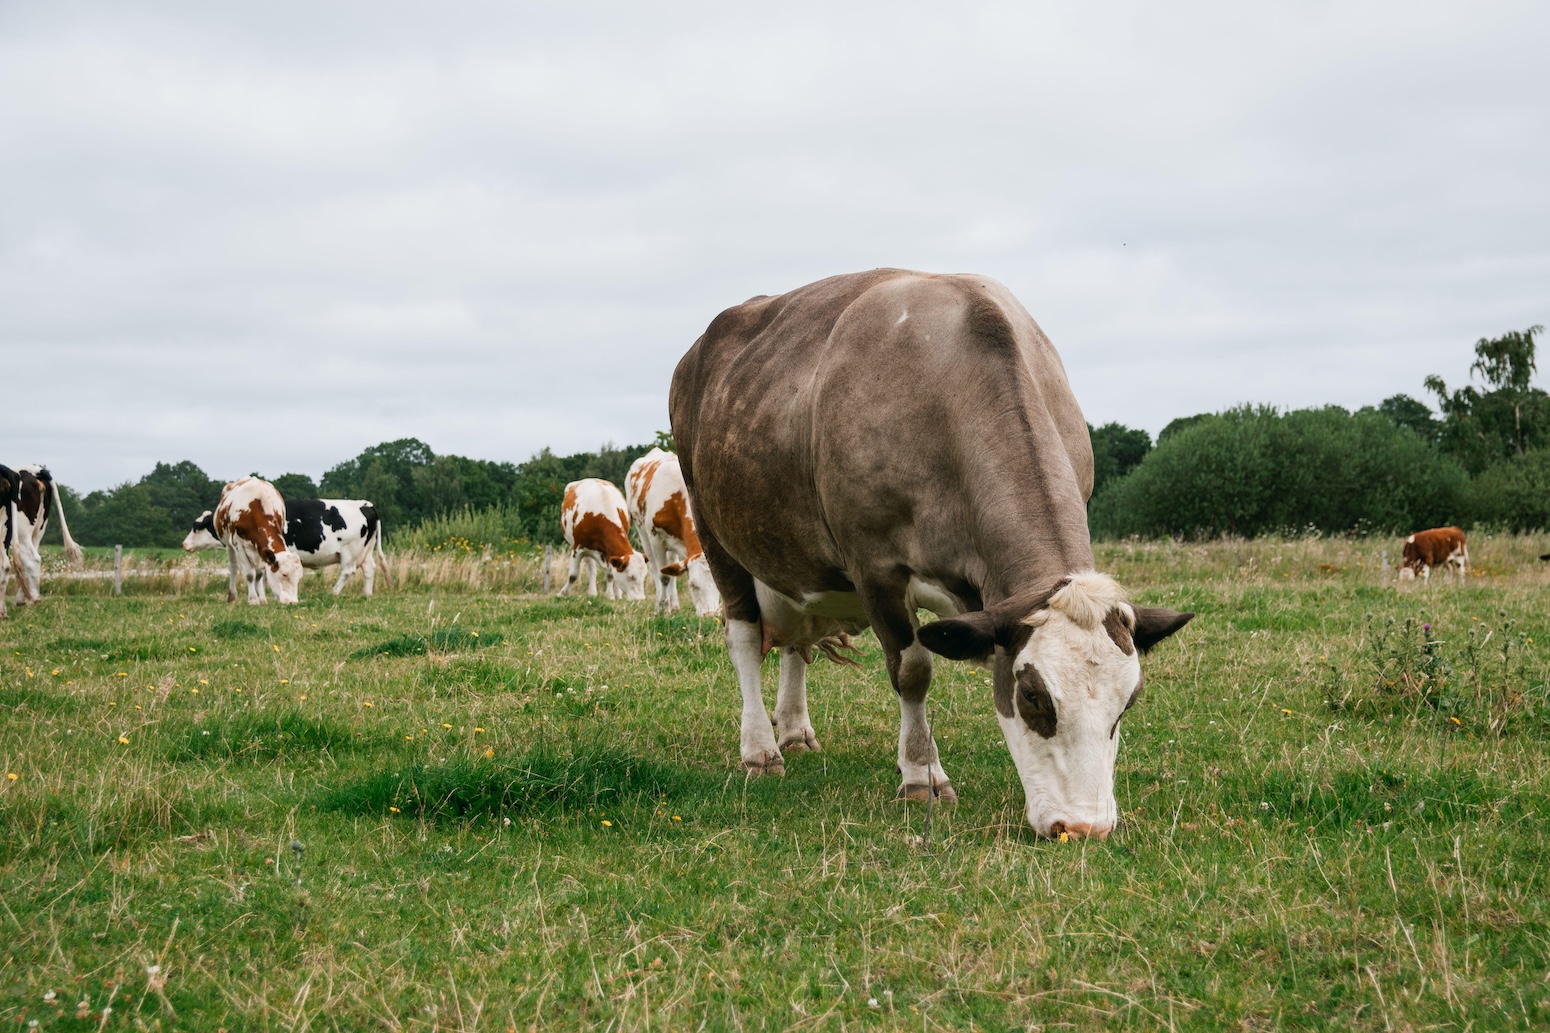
[3, 537, 1549, 1030]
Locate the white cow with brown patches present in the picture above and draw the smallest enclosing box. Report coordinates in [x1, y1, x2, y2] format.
[214, 477, 303, 605]
[626, 448, 721, 617]
[558, 478, 648, 601]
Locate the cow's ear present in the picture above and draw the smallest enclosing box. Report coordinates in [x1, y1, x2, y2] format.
[660, 561, 687, 577]
[1132, 607, 1194, 652]
[917, 611, 999, 662]
[608, 555, 631, 572]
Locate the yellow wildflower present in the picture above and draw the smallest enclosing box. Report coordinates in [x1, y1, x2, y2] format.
[389, 806, 400, 813]
[279, 679, 289, 684]
[115, 672, 128, 678]
[362, 701, 373, 708]
[1280, 708, 1293, 715]
[118, 736, 130, 745]
[442, 723, 452, 729]
[601, 820, 613, 827]
[6, 772, 17, 781]
[474, 727, 484, 733]
[199, 679, 209, 685]
[1058, 831, 1070, 843]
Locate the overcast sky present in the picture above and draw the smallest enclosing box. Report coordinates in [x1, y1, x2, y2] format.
[4, 1, 1546, 492]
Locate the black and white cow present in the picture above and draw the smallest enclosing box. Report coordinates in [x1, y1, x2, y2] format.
[183, 498, 389, 598]
[9, 465, 84, 606]
[0, 464, 16, 618]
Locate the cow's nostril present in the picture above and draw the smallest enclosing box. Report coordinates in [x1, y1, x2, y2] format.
[1048, 820, 1068, 838]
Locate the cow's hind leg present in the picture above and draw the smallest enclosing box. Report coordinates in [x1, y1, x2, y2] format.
[558, 550, 582, 597]
[864, 587, 954, 801]
[728, 618, 782, 774]
[774, 646, 820, 753]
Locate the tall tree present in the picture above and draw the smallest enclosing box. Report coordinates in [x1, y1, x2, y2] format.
[1424, 326, 1548, 472]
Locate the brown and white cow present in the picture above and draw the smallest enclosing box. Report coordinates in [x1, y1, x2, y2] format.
[213, 477, 303, 604]
[626, 448, 721, 617]
[1399, 526, 1468, 581]
[9, 465, 84, 606]
[558, 478, 649, 600]
[670, 269, 1193, 840]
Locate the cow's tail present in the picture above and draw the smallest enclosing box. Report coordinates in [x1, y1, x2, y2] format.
[373, 521, 392, 589]
[49, 478, 84, 566]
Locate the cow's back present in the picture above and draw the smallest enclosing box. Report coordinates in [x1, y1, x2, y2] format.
[671, 269, 1095, 605]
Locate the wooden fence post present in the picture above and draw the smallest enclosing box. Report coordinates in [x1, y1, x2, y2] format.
[542, 543, 553, 593]
[113, 545, 123, 597]
[1380, 549, 1388, 581]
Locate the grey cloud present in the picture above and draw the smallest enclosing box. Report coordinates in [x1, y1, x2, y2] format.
[3, 1, 1546, 490]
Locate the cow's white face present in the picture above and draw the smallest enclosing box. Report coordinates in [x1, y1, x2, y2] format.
[182, 512, 221, 552]
[918, 571, 1192, 840]
[266, 550, 304, 604]
[684, 554, 722, 618]
[996, 604, 1142, 839]
[609, 552, 649, 601]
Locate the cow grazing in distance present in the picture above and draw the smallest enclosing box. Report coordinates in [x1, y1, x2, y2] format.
[1399, 526, 1468, 581]
[626, 447, 721, 617]
[184, 499, 389, 598]
[0, 465, 16, 618]
[558, 479, 648, 600]
[670, 269, 1193, 840]
[213, 477, 303, 604]
[9, 465, 84, 606]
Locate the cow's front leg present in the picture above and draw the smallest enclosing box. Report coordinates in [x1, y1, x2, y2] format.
[332, 561, 352, 595]
[774, 645, 820, 753]
[728, 618, 782, 774]
[893, 640, 954, 800]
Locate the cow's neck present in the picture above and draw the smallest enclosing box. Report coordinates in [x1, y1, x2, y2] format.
[968, 467, 1095, 608]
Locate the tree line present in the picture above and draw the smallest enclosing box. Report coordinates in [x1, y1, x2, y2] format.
[49, 326, 1547, 548]
[1088, 326, 1549, 537]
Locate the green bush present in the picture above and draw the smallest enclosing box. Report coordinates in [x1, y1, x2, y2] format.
[1468, 448, 1550, 531]
[1089, 405, 1468, 539]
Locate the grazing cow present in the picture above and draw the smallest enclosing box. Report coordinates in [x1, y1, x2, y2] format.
[626, 448, 721, 617]
[9, 465, 84, 606]
[1399, 526, 1468, 581]
[558, 479, 648, 600]
[0, 465, 15, 618]
[184, 499, 389, 598]
[212, 477, 303, 604]
[670, 269, 1193, 839]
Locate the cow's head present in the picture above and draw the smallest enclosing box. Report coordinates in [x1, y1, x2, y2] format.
[918, 572, 1192, 840]
[265, 549, 304, 604]
[181, 511, 222, 552]
[660, 554, 722, 617]
[607, 551, 650, 601]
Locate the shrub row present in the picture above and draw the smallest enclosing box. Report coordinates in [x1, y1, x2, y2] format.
[1089, 405, 1550, 538]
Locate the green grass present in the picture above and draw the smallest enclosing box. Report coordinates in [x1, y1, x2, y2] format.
[2, 535, 1550, 1028]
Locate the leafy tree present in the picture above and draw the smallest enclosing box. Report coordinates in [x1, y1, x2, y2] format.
[1088, 422, 1152, 495]
[1424, 326, 1549, 473]
[1371, 394, 1440, 444]
[1157, 413, 1210, 444]
[1089, 405, 1466, 539]
[1468, 448, 1550, 531]
[270, 473, 320, 499]
[411, 455, 468, 517]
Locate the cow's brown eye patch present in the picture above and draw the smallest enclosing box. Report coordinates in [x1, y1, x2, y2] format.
[1103, 608, 1134, 655]
[1016, 663, 1057, 739]
[1110, 674, 1144, 740]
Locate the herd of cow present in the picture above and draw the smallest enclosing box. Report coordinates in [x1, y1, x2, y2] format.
[0, 270, 1530, 838]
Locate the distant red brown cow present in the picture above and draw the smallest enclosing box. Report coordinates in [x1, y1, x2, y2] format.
[1400, 526, 1468, 581]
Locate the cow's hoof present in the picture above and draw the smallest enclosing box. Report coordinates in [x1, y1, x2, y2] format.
[778, 728, 821, 754]
[743, 756, 785, 777]
[897, 781, 956, 802]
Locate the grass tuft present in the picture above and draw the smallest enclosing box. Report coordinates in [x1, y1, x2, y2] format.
[318, 740, 701, 822]
[166, 709, 368, 762]
[350, 627, 503, 658]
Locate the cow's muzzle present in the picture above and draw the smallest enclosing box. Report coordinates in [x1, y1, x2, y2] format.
[1045, 819, 1112, 841]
